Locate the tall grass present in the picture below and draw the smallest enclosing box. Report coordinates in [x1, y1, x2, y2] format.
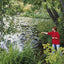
[0, 42, 44, 64]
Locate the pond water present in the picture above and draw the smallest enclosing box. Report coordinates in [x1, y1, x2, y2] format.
[0, 14, 49, 52]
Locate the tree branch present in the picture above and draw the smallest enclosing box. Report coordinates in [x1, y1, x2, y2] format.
[46, 7, 59, 26]
[60, 0, 64, 13]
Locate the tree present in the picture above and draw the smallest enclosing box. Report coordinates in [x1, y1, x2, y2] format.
[22, 0, 64, 45]
[22, 0, 64, 26]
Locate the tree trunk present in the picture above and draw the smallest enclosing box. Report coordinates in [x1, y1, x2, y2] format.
[60, 0, 64, 13]
[46, 7, 59, 26]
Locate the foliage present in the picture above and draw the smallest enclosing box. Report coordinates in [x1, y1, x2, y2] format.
[21, 11, 49, 19]
[0, 0, 64, 64]
[36, 20, 55, 44]
[36, 19, 64, 46]
[22, 0, 42, 10]
[0, 42, 44, 64]
[1, 0, 32, 16]
[43, 43, 64, 64]
[57, 25, 64, 46]
[4, 1, 23, 15]
[23, 4, 32, 12]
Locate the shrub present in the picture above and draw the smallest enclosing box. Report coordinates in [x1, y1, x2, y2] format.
[57, 26, 64, 46]
[43, 43, 64, 64]
[23, 4, 32, 12]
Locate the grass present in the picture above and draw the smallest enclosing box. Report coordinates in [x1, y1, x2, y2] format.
[0, 40, 64, 64]
[0, 42, 44, 64]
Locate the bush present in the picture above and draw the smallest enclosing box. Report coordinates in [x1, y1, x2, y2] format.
[23, 4, 32, 12]
[21, 11, 50, 19]
[58, 26, 64, 46]
[43, 43, 64, 64]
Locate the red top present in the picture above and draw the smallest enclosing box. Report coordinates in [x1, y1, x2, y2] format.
[48, 31, 60, 44]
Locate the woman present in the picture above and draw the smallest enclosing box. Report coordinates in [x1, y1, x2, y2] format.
[41, 27, 62, 55]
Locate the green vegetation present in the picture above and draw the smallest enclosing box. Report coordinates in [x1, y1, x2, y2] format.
[0, 0, 64, 64]
[36, 20, 64, 45]
[43, 43, 64, 64]
[20, 11, 50, 19]
[0, 43, 44, 64]
[36, 20, 55, 44]
[0, 42, 64, 64]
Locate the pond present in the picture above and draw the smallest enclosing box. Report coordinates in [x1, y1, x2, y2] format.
[0, 14, 50, 52]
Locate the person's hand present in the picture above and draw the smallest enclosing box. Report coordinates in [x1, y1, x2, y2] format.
[41, 32, 48, 34]
[41, 32, 43, 34]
